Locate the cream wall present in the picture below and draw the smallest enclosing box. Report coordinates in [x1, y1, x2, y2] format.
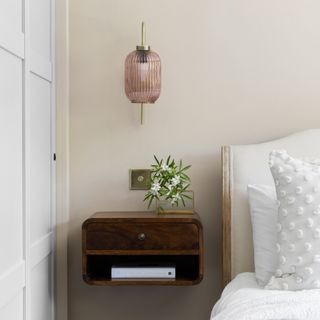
[69, 1, 320, 319]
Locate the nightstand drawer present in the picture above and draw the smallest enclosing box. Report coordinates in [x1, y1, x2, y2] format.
[85, 222, 199, 251]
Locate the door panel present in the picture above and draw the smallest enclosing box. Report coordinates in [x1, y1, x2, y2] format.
[0, 0, 24, 58]
[30, 0, 51, 61]
[30, 74, 52, 243]
[0, 49, 23, 276]
[0, 293, 23, 320]
[31, 256, 52, 320]
[28, 0, 55, 319]
[0, 0, 22, 34]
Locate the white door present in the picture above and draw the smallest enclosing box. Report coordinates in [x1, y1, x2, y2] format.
[0, 0, 55, 319]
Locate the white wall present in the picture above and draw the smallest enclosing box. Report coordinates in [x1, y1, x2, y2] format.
[68, 1, 320, 319]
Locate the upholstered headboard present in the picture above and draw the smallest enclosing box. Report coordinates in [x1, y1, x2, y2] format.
[222, 129, 320, 287]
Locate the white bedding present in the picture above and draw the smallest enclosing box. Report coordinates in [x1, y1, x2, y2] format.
[211, 272, 320, 320]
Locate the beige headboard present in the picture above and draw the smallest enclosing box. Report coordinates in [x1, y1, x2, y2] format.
[222, 129, 320, 287]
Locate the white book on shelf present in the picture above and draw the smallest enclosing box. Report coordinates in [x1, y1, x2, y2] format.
[111, 264, 176, 279]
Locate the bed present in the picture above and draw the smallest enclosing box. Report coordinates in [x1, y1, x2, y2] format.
[211, 129, 320, 320]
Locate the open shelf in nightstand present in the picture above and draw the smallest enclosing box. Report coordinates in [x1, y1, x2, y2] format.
[83, 254, 201, 286]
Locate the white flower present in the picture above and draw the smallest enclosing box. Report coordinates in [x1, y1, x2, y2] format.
[151, 182, 161, 195]
[166, 184, 173, 196]
[161, 164, 169, 171]
[171, 175, 180, 186]
[171, 193, 181, 205]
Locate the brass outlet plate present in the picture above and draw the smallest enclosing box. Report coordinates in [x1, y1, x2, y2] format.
[129, 169, 151, 190]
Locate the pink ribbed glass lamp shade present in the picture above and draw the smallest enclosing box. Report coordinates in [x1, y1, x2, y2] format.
[124, 22, 161, 124]
[125, 50, 161, 103]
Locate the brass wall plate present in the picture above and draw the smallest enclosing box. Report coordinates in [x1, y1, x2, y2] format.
[129, 169, 151, 190]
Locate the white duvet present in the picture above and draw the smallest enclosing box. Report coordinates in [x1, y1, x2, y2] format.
[211, 273, 320, 320]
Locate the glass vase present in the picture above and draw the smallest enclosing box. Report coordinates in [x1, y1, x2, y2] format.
[156, 190, 194, 215]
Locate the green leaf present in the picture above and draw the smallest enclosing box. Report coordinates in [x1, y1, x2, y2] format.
[154, 155, 160, 164]
[180, 165, 191, 172]
[143, 193, 152, 201]
[180, 173, 191, 181]
[166, 155, 171, 165]
[147, 196, 153, 208]
[182, 183, 190, 191]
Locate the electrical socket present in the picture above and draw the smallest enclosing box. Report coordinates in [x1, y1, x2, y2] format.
[129, 169, 151, 190]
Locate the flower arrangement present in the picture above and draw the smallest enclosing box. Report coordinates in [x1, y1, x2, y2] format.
[144, 155, 192, 209]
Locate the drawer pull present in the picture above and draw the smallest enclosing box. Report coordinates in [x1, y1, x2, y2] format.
[137, 233, 146, 241]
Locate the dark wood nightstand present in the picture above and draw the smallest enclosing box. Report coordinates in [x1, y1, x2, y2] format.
[82, 211, 203, 285]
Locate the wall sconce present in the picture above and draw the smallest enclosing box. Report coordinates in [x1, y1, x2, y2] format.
[125, 22, 161, 125]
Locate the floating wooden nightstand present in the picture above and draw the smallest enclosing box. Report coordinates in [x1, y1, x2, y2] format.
[82, 211, 204, 286]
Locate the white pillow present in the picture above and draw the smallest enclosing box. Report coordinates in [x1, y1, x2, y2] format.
[247, 184, 278, 286]
[266, 150, 320, 290]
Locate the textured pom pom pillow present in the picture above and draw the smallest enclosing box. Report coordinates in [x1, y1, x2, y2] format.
[266, 150, 320, 290]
